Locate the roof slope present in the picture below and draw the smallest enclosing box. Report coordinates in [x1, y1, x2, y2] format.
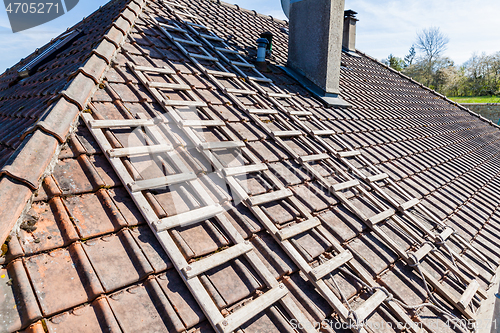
[1, 0, 500, 332]
[0, 0, 136, 167]
[0, 0, 146, 243]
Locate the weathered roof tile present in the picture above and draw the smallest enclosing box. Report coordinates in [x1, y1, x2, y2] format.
[107, 187, 144, 226]
[45, 297, 121, 333]
[78, 55, 109, 84]
[63, 190, 127, 239]
[32, 98, 80, 143]
[82, 230, 154, 292]
[24, 243, 104, 316]
[0, 177, 33, 244]
[60, 73, 97, 110]
[129, 225, 172, 272]
[52, 156, 102, 195]
[107, 279, 184, 332]
[18, 199, 78, 254]
[1, 130, 58, 189]
[0, 260, 42, 331]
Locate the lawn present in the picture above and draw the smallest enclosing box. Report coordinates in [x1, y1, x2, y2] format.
[447, 96, 500, 103]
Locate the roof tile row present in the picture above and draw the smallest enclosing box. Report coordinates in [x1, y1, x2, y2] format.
[2, 0, 500, 331]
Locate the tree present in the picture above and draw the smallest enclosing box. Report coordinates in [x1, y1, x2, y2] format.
[383, 54, 405, 71]
[404, 45, 416, 66]
[415, 27, 449, 64]
[382, 28, 500, 98]
[461, 52, 500, 96]
[401, 27, 451, 89]
[439, 65, 465, 97]
[404, 56, 454, 90]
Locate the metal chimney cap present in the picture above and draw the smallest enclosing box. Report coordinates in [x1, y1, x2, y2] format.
[344, 9, 358, 18]
[256, 38, 269, 46]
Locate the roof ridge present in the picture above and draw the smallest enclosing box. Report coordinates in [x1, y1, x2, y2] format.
[356, 49, 500, 131]
[0, 0, 148, 245]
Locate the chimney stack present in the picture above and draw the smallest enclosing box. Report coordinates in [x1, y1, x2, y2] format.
[286, 0, 349, 107]
[343, 10, 358, 52]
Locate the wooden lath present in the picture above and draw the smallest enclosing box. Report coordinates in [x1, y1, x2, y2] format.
[153, 0, 488, 321]
[84, 55, 318, 333]
[146, 2, 426, 332]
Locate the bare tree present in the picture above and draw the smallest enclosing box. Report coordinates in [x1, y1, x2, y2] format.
[415, 27, 449, 63]
[404, 45, 416, 66]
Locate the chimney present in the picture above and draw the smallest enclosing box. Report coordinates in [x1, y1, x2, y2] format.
[286, 0, 350, 107]
[343, 10, 358, 52]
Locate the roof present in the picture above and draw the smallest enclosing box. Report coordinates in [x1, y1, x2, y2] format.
[1, 0, 500, 332]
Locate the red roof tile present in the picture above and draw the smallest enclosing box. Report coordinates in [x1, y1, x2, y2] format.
[45, 297, 121, 333]
[24, 243, 104, 316]
[63, 190, 128, 238]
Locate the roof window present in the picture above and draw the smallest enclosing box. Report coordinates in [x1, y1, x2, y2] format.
[17, 29, 81, 79]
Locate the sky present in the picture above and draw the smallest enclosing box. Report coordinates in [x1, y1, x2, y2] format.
[1, 0, 500, 73]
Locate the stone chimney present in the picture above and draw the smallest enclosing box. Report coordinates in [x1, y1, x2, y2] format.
[287, 0, 349, 106]
[343, 10, 358, 52]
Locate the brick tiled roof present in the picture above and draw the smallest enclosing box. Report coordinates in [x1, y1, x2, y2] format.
[1, 0, 500, 332]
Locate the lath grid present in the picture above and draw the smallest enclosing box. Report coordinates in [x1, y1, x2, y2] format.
[153, 0, 493, 327]
[82, 0, 495, 332]
[83, 7, 317, 333]
[142, 2, 432, 332]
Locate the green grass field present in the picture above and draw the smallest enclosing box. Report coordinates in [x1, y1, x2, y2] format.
[447, 96, 500, 103]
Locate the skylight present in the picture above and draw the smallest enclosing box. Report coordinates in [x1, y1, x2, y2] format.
[17, 29, 81, 79]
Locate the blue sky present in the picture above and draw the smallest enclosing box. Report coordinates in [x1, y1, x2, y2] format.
[1, 0, 500, 72]
[0, 0, 106, 72]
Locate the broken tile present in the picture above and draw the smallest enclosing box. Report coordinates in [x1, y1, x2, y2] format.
[19, 199, 79, 254]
